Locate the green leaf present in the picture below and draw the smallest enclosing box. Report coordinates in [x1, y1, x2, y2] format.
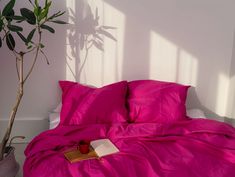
[34, 6, 41, 16]
[47, 11, 65, 20]
[6, 33, 15, 50]
[5, 9, 14, 21]
[38, 9, 47, 21]
[2, 0, 16, 16]
[9, 15, 25, 21]
[17, 32, 27, 43]
[0, 37, 2, 48]
[45, 1, 52, 9]
[27, 45, 32, 49]
[35, 0, 39, 7]
[20, 8, 36, 25]
[7, 24, 23, 32]
[39, 43, 45, 48]
[44, 0, 48, 7]
[39, 1, 51, 21]
[16, 19, 25, 23]
[54, 11, 65, 18]
[50, 20, 67, 24]
[40, 24, 55, 33]
[0, 19, 3, 32]
[28, 0, 33, 5]
[27, 28, 36, 43]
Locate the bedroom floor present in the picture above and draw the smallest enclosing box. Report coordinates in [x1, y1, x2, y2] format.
[14, 143, 27, 177]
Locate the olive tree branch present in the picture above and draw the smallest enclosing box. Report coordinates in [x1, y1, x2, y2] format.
[23, 26, 42, 83]
[15, 57, 20, 80]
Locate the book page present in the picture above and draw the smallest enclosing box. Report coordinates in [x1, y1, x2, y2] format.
[90, 139, 119, 157]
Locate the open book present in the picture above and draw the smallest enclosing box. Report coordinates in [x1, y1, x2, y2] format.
[64, 139, 119, 163]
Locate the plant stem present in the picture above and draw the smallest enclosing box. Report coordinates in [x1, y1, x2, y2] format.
[23, 27, 41, 83]
[16, 57, 20, 80]
[0, 26, 42, 160]
[0, 54, 24, 161]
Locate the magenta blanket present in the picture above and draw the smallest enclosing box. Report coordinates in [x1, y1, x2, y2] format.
[24, 119, 235, 177]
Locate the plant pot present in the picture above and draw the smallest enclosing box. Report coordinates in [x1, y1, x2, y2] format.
[0, 146, 19, 177]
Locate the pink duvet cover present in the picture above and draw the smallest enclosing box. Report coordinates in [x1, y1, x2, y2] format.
[24, 119, 235, 177]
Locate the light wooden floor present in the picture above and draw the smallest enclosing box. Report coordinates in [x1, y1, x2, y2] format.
[14, 143, 27, 177]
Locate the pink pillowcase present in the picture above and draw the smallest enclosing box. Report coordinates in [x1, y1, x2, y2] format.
[59, 81, 128, 125]
[127, 80, 190, 123]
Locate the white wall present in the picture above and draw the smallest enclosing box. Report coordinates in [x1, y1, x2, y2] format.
[78, 0, 235, 119]
[0, 0, 235, 137]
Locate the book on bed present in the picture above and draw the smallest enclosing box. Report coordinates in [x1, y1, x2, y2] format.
[64, 139, 119, 163]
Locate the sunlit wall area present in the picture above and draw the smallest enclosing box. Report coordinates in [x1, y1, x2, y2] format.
[215, 73, 230, 117]
[150, 31, 198, 86]
[177, 50, 198, 87]
[149, 31, 178, 82]
[65, 0, 77, 81]
[102, 2, 126, 84]
[227, 35, 235, 118]
[227, 75, 235, 118]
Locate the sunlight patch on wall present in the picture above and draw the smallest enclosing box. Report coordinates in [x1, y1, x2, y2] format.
[65, 0, 76, 81]
[102, 2, 126, 84]
[177, 50, 198, 87]
[215, 73, 230, 116]
[226, 75, 235, 118]
[80, 48, 104, 86]
[149, 31, 198, 86]
[149, 31, 178, 82]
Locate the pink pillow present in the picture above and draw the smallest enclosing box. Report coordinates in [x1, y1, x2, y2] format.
[59, 81, 128, 125]
[127, 80, 190, 123]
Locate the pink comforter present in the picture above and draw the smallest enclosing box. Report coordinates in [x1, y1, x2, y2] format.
[24, 119, 235, 177]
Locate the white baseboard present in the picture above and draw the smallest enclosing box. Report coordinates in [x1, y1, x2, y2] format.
[0, 118, 49, 143]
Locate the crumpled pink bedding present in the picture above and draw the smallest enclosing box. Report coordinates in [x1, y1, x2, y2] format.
[24, 119, 235, 177]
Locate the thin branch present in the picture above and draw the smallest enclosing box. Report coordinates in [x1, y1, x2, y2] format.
[24, 46, 37, 54]
[9, 136, 25, 147]
[27, 0, 35, 8]
[20, 53, 24, 84]
[15, 57, 20, 80]
[23, 48, 40, 83]
[40, 49, 50, 65]
[23, 27, 42, 83]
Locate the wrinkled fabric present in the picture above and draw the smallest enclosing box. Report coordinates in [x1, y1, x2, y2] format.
[24, 119, 235, 177]
[127, 80, 190, 123]
[59, 80, 128, 125]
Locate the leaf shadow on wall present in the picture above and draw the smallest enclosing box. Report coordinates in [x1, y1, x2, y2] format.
[66, 0, 117, 81]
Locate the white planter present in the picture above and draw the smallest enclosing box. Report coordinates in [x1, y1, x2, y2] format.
[0, 147, 19, 177]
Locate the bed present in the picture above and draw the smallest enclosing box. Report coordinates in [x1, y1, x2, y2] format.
[23, 80, 235, 177]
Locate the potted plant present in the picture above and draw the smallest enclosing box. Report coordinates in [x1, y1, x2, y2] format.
[0, 0, 66, 176]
